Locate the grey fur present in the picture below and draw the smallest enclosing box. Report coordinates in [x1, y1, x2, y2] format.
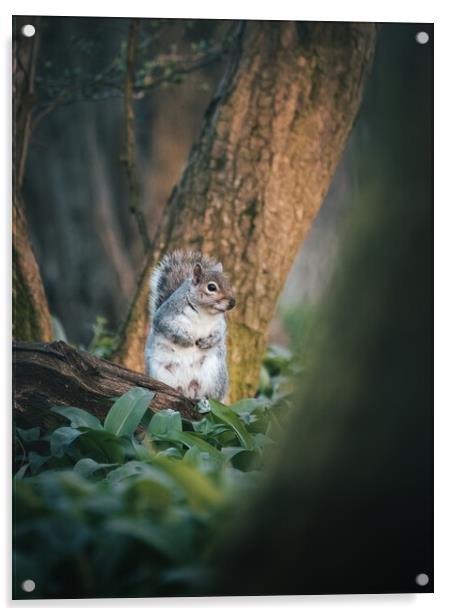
[145, 250, 233, 401]
[210, 344, 228, 400]
[149, 250, 223, 319]
[196, 326, 224, 349]
[152, 280, 196, 347]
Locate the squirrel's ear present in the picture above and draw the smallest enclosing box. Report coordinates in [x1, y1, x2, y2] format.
[212, 262, 223, 273]
[192, 263, 203, 285]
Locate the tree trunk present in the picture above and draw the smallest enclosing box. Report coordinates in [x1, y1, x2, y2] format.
[13, 341, 200, 431]
[12, 17, 53, 342]
[210, 23, 433, 595]
[114, 21, 377, 400]
[12, 196, 53, 342]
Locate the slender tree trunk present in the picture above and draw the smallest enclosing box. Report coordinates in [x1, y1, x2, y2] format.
[13, 195, 53, 342]
[12, 18, 53, 342]
[122, 18, 152, 254]
[113, 21, 377, 400]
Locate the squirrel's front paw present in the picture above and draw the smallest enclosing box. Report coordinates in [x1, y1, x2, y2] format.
[196, 336, 213, 349]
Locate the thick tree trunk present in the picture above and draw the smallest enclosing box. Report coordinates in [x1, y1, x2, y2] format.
[114, 21, 377, 400]
[13, 17, 53, 342]
[13, 341, 200, 431]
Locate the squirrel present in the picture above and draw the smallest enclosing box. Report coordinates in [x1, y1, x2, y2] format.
[144, 250, 236, 401]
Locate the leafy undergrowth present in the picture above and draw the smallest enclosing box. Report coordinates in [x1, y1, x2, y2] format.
[13, 346, 298, 599]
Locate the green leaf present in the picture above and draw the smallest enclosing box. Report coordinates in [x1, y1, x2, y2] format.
[230, 399, 263, 414]
[259, 364, 272, 393]
[229, 449, 262, 472]
[192, 417, 230, 437]
[73, 458, 118, 478]
[220, 446, 248, 462]
[264, 344, 294, 374]
[127, 436, 155, 462]
[208, 400, 254, 449]
[153, 457, 224, 509]
[147, 409, 182, 438]
[251, 433, 275, 449]
[105, 518, 183, 562]
[104, 387, 155, 436]
[57, 470, 96, 498]
[168, 430, 224, 464]
[50, 427, 82, 457]
[50, 406, 103, 430]
[106, 460, 174, 491]
[229, 398, 266, 425]
[184, 446, 221, 475]
[123, 477, 173, 512]
[16, 427, 41, 442]
[156, 447, 184, 459]
[77, 430, 125, 464]
[28, 451, 51, 473]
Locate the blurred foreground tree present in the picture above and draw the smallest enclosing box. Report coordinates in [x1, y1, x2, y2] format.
[114, 21, 377, 400]
[211, 23, 433, 594]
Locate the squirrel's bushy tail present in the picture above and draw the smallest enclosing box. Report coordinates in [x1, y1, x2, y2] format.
[149, 249, 221, 317]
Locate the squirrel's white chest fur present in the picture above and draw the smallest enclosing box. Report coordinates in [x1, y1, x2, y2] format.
[146, 308, 225, 399]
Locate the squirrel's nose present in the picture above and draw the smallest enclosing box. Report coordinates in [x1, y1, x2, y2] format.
[228, 297, 236, 310]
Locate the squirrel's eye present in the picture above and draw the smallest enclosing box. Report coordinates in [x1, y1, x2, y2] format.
[207, 282, 218, 292]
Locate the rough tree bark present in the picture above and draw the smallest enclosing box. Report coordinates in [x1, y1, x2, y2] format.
[113, 21, 377, 400]
[13, 341, 199, 430]
[13, 18, 53, 342]
[13, 196, 53, 342]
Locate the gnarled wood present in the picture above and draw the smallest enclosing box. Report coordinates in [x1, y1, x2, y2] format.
[113, 21, 377, 400]
[13, 341, 200, 430]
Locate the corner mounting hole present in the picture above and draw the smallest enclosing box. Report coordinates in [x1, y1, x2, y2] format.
[415, 573, 429, 587]
[21, 24, 36, 38]
[21, 579, 36, 592]
[415, 31, 429, 45]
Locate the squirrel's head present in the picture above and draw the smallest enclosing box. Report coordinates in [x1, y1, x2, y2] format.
[189, 262, 236, 314]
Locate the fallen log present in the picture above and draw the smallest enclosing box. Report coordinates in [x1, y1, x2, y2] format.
[13, 340, 201, 430]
